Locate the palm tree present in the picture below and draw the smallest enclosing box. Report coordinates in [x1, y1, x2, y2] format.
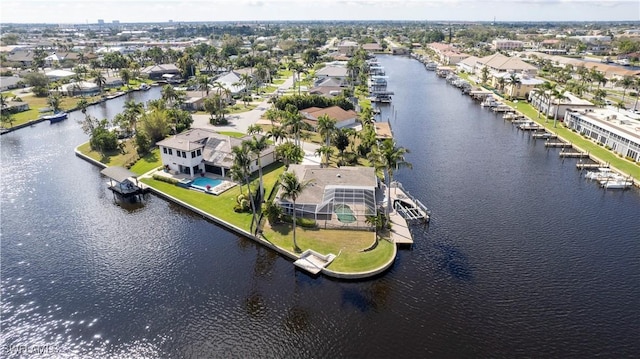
[161, 85, 178, 107]
[249, 135, 270, 198]
[507, 73, 521, 99]
[198, 74, 210, 96]
[119, 68, 132, 90]
[316, 114, 336, 148]
[279, 171, 314, 253]
[371, 139, 413, 218]
[632, 77, 640, 112]
[267, 125, 286, 145]
[284, 105, 304, 147]
[552, 89, 568, 128]
[91, 70, 106, 96]
[315, 145, 334, 168]
[480, 66, 489, 85]
[232, 143, 258, 233]
[617, 76, 634, 102]
[247, 124, 262, 136]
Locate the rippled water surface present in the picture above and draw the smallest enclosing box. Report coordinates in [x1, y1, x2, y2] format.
[1, 59, 639, 358]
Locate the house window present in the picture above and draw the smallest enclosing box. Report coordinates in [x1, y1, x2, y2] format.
[196, 149, 201, 156]
[182, 151, 187, 158]
[168, 149, 173, 155]
[163, 147, 167, 154]
[191, 151, 196, 158]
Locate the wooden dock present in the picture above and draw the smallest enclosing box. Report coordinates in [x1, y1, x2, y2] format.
[576, 162, 608, 169]
[518, 123, 542, 131]
[386, 181, 430, 245]
[545, 141, 573, 148]
[532, 132, 557, 139]
[559, 151, 589, 158]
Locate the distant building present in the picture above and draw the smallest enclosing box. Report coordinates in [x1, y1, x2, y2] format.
[97, 19, 104, 25]
[492, 39, 524, 51]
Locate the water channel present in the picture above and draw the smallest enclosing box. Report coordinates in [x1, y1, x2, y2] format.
[1, 57, 639, 358]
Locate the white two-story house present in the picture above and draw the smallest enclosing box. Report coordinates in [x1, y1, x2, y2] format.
[157, 128, 276, 178]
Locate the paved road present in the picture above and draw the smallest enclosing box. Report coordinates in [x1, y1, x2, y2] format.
[191, 76, 323, 164]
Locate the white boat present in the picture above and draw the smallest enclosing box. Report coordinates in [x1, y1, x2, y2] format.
[600, 179, 633, 189]
[585, 168, 618, 181]
[139, 83, 151, 91]
[481, 97, 499, 108]
[42, 111, 68, 123]
[425, 62, 437, 71]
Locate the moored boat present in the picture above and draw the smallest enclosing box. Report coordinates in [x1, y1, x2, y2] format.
[42, 111, 68, 123]
[139, 83, 151, 91]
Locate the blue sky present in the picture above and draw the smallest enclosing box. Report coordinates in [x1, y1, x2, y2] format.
[2, 0, 639, 24]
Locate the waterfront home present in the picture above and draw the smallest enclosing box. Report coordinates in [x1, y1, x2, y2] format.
[475, 53, 538, 76]
[45, 69, 76, 81]
[56, 81, 99, 96]
[564, 108, 640, 162]
[493, 72, 544, 100]
[309, 78, 345, 98]
[529, 90, 593, 120]
[315, 65, 348, 83]
[156, 128, 276, 177]
[275, 165, 379, 229]
[1, 101, 30, 114]
[141, 64, 181, 81]
[337, 40, 358, 56]
[301, 106, 359, 130]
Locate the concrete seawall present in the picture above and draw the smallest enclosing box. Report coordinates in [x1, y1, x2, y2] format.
[74, 145, 394, 279]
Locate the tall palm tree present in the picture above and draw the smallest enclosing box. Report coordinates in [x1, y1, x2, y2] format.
[198, 74, 210, 96]
[279, 171, 314, 253]
[284, 105, 304, 147]
[632, 77, 640, 112]
[249, 135, 269, 198]
[316, 114, 336, 148]
[370, 139, 413, 218]
[247, 124, 262, 136]
[617, 76, 634, 102]
[119, 68, 132, 90]
[232, 143, 258, 233]
[267, 125, 286, 145]
[161, 85, 178, 107]
[91, 70, 106, 96]
[552, 89, 568, 128]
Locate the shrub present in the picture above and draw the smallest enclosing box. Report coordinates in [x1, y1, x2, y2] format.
[152, 174, 179, 185]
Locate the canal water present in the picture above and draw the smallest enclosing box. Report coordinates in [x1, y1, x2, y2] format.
[1, 59, 639, 358]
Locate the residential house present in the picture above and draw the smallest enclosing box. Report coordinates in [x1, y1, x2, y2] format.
[141, 64, 181, 80]
[528, 90, 594, 120]
[275, 164, 378, 228]
[45, 69, 76, 81]
[57, 81, 99, 96]
[362, 43, 383, 53]
[301, 106, 359, 129]
[309, 77, 345, 97]
[0, 76, 23, 91]
[156, 128, 276, 178]
[1, 101, 30, 114]
[496, 73, 544, 100]
[213, 71, 246, 95]
[476, 53, 538, 76]
[315, 65, 348, 83]
[337, 40, 358, 56]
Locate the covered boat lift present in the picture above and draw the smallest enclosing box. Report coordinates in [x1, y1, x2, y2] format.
[100, 166, 146, 202]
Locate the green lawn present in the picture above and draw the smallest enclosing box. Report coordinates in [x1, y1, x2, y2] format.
[129, 149, 162, 175]
[227, 104, 258, 114]
[77, 140, 162, 173]
[272, 79, 286, 85]
[1, 92, 102, 127]
[261, 223, 395, 273]
[218, 131, 246, 138]
[140, 163, 286, 232]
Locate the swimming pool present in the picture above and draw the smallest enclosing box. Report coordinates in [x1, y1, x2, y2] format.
[191, 177, 223, 191]
[335, 204, 356, 224]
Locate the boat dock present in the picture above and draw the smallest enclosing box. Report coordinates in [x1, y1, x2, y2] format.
[385, 181, 430, 245]
[532, 132, 557, 139]
[559, 150, 590, 158]
[545, 141, 572, 148]
[293, 249, 336, 275]
[576, 162, 609, 170]
[518, 123, 542, 131]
